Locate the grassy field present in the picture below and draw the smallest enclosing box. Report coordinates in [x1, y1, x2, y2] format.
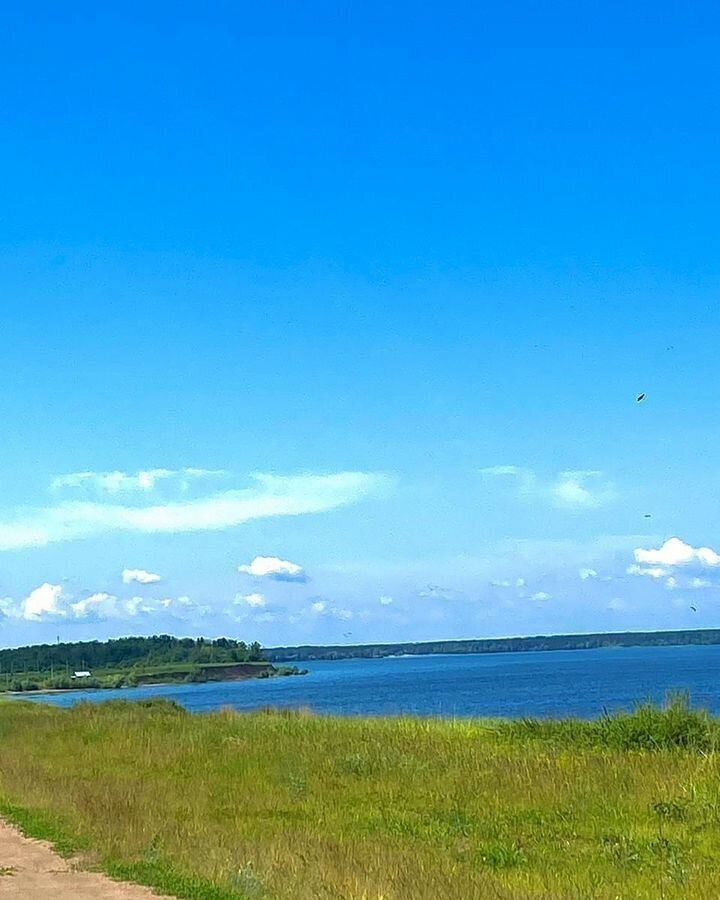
[1, 698, 720, 899]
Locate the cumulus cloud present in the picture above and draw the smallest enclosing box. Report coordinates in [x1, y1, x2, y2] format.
[22, 583, 66, 620]
[234, 592, 267, 608]
[51, 468, 226, 494]
[579, 568, 598, 580]
[379, 595, 394, 605]
[479, 466, 614, 509]
[122, 568, 161, 585]
[237, 555, 307, 582]
[0, 471, 391, 551]
[531, 591, 551, 602]
[633, 537, 720, 568]
[71, 592, 118, 619]
[14, 585, 134, 621]
[2, 583, 209, 623]
[125, 596, 155, 616]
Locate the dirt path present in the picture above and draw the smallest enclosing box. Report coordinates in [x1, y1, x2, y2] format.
[0, 819, 175, 898]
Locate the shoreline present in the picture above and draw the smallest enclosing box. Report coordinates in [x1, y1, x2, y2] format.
[4, 668, 308, 697]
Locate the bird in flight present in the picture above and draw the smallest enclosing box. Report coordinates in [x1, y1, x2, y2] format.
[644, 514, 652, 518]
[636, 393, 646, 402]
[690, 606, 697, 612]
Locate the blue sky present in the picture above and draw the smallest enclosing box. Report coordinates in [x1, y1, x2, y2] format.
[1, 3, 720, 647]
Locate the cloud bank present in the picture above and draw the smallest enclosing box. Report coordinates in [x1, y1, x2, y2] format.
[1, 583, 210, 623]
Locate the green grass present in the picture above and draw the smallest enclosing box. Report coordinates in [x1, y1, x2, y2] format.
[2, 696, 720, 898]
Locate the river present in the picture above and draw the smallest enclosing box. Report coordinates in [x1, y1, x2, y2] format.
[20, 643, 720, 718]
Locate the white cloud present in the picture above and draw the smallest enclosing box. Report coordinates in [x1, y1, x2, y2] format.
[637, 571, 715, 592]
[122, 568, 161, 585]
[607, 598, 626, 611]
[22, 583, 66, 620]
[238, 555, 306, 582]
[627, 564, 669, 579]
[3, 585, 210, 623]
[690, 577, 712, 589]
[0, 597, 16, 618]
[159, 596, 210, 618]
[71, 592, 118, 619]
[479, 466, 614, 510]
[307, 599, 352, 620]
[234, 592, 267, 608]
[491, 579, 512, 588]
[379, 595, 394, 605]
[516, 577, 526, 587]
[579, 568, 598, 581]
[51, 468, 226, 494]
[531, 591, 551, 602]
[125, 596, 155, 616]
[0, 471, 391, 551]
[633, 537, 720, 568]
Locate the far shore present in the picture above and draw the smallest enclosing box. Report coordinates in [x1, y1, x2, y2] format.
[4, 666, 308, 698]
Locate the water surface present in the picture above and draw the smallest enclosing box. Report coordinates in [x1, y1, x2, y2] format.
[22, 644, 720, 718]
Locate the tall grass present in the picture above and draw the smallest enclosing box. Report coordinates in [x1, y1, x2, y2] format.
[1, 697, 720, 898]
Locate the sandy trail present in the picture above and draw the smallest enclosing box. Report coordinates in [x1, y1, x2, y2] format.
[0, 819, 175, 898]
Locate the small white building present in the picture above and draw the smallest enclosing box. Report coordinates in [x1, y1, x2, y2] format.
[72, 671, 92, 679]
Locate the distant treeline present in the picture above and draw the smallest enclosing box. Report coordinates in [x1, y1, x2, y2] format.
[0, 635, 264, 675]
[264, 629, 720, 662]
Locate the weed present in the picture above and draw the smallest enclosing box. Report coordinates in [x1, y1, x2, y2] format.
[651, 799, 689, 821]
[477, 841, 527, 869]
